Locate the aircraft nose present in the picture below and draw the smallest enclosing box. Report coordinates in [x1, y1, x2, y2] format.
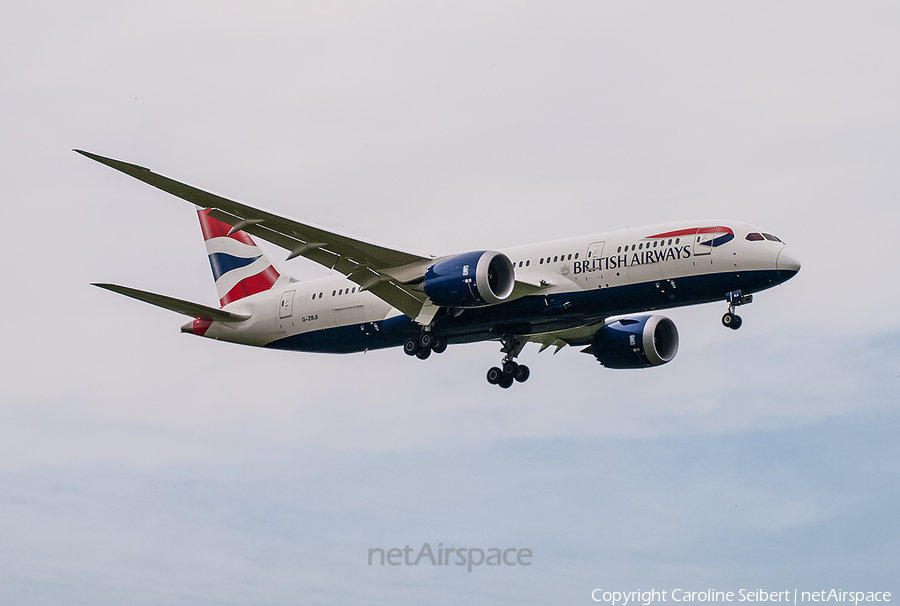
[776, 246, 801, 280]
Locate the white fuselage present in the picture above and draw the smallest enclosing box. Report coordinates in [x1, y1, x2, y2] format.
[202, 220, 799, 352]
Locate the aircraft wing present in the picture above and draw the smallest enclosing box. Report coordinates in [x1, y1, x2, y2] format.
[526, 321, 607, 354]
[92, 283, 250, 322]
[76, 150, 433, 318]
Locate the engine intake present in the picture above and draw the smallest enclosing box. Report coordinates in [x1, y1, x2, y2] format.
[423, 251, 515, 308]
[591, 315, 679, 369]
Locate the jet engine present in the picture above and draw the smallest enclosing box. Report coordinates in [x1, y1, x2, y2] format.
[591, 315, 679, 369]
[423, 251, 515, 308]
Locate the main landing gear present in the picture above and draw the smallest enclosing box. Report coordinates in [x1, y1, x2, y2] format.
[486, 360, 530, 389]
[722, 290, 753, 330]
[486, 336, 530, 389]
[403, 332, 447, 360]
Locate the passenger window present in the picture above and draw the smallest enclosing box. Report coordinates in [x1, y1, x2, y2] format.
[332, 290, 336, 296]
[574, 253, 579, 259]
[312, 293, 316, 299]
[675, 238, 680, 244]
[553, 256, 558, 262]
[653, 241, 658, 247]
[526, 260, 530, 266]
[746, 233, 764, 241]
[639, 243, 643, 250]
[568, 254, 572, 260]
[668, 239, 672, 245]
[540, 258, 544, 264]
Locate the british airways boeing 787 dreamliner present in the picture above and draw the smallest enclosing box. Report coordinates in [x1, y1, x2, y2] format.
[78, 150, 800, 388]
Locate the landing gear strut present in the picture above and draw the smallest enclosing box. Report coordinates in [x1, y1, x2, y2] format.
[722, 290, 752, 330]
[404, 332, 446, 359]
[486, 336, 530, 388]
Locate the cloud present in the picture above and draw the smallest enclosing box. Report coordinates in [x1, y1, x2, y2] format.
[2, 1, 899, 603]
[2, 407, 898, 604]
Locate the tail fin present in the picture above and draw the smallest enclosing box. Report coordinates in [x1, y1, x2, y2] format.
[196, 208, 284, 306]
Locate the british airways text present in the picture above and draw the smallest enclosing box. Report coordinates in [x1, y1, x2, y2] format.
[574, 245, 692, 275]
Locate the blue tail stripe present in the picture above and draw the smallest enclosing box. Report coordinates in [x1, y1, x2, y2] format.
[208, 252, 262, 281]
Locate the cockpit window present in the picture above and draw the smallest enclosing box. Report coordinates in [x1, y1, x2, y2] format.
[762, 233, 782, 243]
[746, 233, 764, 241]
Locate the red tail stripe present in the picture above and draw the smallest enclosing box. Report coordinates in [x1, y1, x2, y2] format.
[220, 265, 281, 307]
[197, 208, 257, 246]
[192, 318, 213, 337]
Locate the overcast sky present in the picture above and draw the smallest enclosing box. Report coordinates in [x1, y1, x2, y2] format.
[2, 2, 898, 605]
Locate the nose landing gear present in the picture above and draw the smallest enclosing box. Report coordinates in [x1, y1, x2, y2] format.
[486, 336, 530, 388]
[722, 290, 752, 330]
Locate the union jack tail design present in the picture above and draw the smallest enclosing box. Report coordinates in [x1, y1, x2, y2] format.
[196, 208, 284, 307]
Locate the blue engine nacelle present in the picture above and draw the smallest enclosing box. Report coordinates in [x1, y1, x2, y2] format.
[591, 315, 679, 369]
[423, 251, 515, 308]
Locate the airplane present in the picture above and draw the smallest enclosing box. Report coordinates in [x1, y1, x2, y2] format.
[77, 150, 801, 388]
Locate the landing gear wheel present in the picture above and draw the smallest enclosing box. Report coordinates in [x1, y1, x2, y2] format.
[498, 375, 514, 389]
[502, 360, 519, 376]
[722, 312, 743, 330]
[486, 367, 502, 385]
[418, 332, 433, 350]
[514, 364, 530, 383]
[431, 337, 447, 354]
[416, 347, 432, 360]
[403, 337, 419, 356]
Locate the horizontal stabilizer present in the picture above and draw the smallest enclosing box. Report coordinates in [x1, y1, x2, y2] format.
[92, 283, 250, 322]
